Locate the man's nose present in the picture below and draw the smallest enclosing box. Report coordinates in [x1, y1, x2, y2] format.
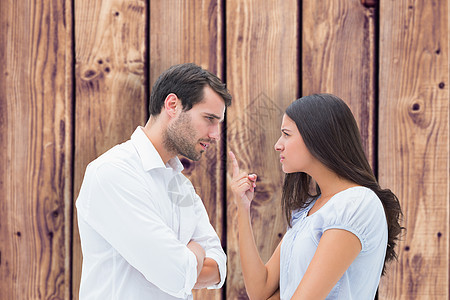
[209, 124, 220, 141]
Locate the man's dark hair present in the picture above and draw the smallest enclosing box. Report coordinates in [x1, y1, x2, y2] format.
[149, 63, 232, 116]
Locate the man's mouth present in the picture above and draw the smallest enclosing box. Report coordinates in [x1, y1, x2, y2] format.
[200, 142, 209, 151]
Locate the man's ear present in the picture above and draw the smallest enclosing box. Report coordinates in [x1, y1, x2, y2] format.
[164, 93, 181, 118]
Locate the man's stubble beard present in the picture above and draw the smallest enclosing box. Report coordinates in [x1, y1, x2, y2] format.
[163, 112, 203, 161]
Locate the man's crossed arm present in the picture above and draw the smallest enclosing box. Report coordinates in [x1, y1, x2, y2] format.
[187, 240, 221, 289]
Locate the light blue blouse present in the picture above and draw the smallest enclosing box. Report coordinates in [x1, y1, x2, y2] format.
[280, 186, 388, 299]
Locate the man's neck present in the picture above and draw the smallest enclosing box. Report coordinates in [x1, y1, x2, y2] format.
[142, 118, 175, 164]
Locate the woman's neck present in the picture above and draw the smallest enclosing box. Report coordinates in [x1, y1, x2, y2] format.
[310, 166, 359, 200]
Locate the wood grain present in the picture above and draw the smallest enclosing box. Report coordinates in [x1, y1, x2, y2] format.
[0, 0, 73, 299]
[0, 1, 447, 299]
[149, 1, 225, 298]
[302, 0, 377, 167]
[226, 0, 299, 298]
[378, 0, 449, 298]
[73, 0, 147, 298]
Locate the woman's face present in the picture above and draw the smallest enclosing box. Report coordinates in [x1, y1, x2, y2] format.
[274, 114, 316, 173]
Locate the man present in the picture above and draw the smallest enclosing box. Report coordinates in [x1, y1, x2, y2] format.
[76, 63, 231, 299]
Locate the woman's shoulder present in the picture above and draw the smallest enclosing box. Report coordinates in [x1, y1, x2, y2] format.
[316, 186, 387, 252]
[323, 186, 384, 219]
[333, 186, 380, 207]
[315, 186, 386, 229]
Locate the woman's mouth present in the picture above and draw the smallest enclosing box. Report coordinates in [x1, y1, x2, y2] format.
[280, 155, 285, 162]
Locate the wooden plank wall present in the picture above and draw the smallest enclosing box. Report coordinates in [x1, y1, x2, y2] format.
[0, 0, 73, 299]
[225, 0, 299, 298]
[0, 0, 448, 299]
[378, 0, 449, 298]
[302, 0, 377, 165]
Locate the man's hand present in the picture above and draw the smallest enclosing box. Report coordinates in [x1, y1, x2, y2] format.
[187, 240, 206, 277]
[193, 258, 221, 289]
[187, 241, 222, 289]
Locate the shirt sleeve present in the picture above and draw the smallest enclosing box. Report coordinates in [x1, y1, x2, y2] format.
[189, 192, 227, 289]
[310, 187, 387, 253]
[76, 162, 198, 299]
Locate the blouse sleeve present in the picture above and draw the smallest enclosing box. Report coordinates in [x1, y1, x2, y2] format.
[310, 187, 387, 253]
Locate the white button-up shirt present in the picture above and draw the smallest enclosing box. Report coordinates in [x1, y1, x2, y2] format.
[76, 127, 227, 299]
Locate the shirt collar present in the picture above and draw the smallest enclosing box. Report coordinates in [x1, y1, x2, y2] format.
[131, 126, 184, 173]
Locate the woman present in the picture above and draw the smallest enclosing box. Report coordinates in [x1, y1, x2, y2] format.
[230, 93, 403, 299]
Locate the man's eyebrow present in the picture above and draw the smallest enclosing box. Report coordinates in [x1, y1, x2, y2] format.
[204, 113, 224, 122]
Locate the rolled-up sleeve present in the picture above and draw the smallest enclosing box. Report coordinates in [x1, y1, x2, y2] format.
[77, 162, 198, 298]
[190, 194, 227, 289]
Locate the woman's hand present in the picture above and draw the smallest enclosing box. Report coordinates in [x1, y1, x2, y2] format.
[229, 151, 257, 210]
[229, 152, 281, 300]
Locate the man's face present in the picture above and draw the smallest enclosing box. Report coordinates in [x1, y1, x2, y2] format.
[164, 86, 226, 161]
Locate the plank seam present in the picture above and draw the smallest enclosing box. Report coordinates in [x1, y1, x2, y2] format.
[221, 1, 227, 300]
[69, 0, 76, 297]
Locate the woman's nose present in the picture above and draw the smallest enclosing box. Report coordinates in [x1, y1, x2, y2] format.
[274, 138, 283, 151]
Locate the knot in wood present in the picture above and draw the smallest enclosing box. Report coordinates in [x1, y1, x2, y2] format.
[81, 68, 99, 81]
[360, 0, 377, 7]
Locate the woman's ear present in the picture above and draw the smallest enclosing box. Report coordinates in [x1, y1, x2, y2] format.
[164, 93, 181, 118]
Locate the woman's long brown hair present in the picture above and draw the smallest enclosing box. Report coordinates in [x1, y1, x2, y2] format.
[281, 93, 404, 275]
